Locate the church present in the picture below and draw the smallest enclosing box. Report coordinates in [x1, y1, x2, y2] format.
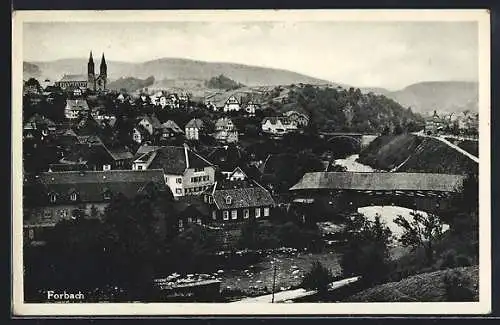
[55, 51, 107, 92]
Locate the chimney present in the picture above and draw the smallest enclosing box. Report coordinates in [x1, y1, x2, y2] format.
[183, 143, 190, 169]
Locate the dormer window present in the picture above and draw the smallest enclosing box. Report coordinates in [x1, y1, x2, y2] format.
[103, 190, 111, 200]
[49, 193, 57, 203]
[225, 195, 232, 205]
[70, 192, 78, 201]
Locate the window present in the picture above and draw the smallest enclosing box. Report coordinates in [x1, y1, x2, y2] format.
[225, 196, 232, 205]
[204, 195, 208, 203]
[243, 209, 249, 219]
[49, 193, 56, 203]
[212, 210, 217, 220]
[175, 188, 182, 194]
[138, 165, 143, 170]
[178, 219, 183, 229]
[223, 211, 229, 221]
[59, 209, 68, 218]
[264, 207, 270, 217]
[103, 164, 111, 171]
[197, 218, 202, 225]
[70, 193, 78, 201]
[28, 229, 35, 240]
[187, 217, 192, 223]
[208, 196, 213, 204]
[103, 191, 111, 200]
[43, 210, 52, 219]
[194, 167, 204, 172]
[176, 178, 182, 184]
[231, 210, 237, 220]
[255, 208, 261, 218]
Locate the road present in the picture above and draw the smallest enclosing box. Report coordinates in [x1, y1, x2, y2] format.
[413, 132, 479, 163]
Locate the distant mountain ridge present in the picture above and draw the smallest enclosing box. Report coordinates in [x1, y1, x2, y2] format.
[363, 81, 478, 114]
[24, 57, 332, 87]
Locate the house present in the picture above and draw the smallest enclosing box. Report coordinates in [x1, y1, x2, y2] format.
[106, 147, 134, 169]
[137, 114, 162, 135]
[173, 196, 211, 232]
[206, 145, 246, 175]
[23, 114, 57, 137]
[160, 120, 184, 140]
[243, 101, 260, 115]
[64, 99, 90, 120]
[132, 125, 151, 144]
[261, 117, 298, 136]
[23, 169, 167, 245]
[74, 115, 104, 136]
[283, 110, 309, 127]
[214, 117, 239, 143]
[58, 143, 115, 171]
[131, 145, 216, 198]
[424, 111, 446, 135]
[223, 95, 241, 112]
[202, 168, 275, 225]
[185, 118, 205, 140]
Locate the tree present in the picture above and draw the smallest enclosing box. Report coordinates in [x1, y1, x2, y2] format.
[394, 211, 445, 265]
[341, 213, 393, 285]
[300, 261, 335, 294]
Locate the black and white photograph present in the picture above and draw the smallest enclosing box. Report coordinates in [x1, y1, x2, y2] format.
[12, 9, 491, 315]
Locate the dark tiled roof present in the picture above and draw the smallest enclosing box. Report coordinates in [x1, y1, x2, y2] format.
[289, 172, 466, 192]
[262, 116, 294, 125]
[161, 120, 183, 133]
[207, 146, 244, 172]
[140, 114, 162, 129]
[146, 146, 214, 175]
[61, 144, 114, 166]
[106, 147, 134, 160]
[25, 113, 56, 127]
[66, 99, 90, 111]
[36, 169, 167, 204]
[212, 180, 275, 210]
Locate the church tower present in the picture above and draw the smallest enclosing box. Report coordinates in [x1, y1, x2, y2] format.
[97, 53, 107, 91]
[87, 51, 96, 91]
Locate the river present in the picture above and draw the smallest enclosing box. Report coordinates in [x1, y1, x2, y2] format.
[333, 154, 375, 172]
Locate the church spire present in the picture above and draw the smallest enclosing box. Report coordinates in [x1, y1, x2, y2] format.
[100, 53, 107, 76]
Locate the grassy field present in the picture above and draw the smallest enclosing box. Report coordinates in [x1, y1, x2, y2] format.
[358, 134, 478, 174]
[345, 265, 479, 302]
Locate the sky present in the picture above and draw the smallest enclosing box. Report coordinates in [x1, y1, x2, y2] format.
[22, 21, 478, 90]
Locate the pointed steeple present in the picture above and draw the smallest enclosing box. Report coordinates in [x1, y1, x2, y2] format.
[88, 51, 95, 75]
[100, 53, 107, 76]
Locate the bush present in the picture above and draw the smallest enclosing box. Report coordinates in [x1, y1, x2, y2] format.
[300, 261, 335, 293]
[443, 270, 474, 302]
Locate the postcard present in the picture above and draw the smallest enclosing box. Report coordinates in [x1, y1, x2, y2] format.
[12, 9, 491, 316]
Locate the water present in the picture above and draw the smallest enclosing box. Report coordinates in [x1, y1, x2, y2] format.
[358, 206, 449, 241]
[333, 154, 374, 172]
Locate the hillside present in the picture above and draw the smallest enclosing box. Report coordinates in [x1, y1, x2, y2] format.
[24, 57, 331, 87]
[358, 134, 478, 174]
[345, 266, 478, 302]
[268, 85, 425, 134]
[107, 76, 155, 93]
[23, 62, 41, 80]
[384, 81, 478, 114]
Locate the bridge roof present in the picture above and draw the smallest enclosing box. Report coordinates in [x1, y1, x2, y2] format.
[289, 172, 466, 193]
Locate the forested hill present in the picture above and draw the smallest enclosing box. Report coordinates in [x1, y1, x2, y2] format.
[265, 84, 425, 134]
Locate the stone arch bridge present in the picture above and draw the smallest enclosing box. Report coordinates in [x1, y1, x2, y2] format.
[319, 132, 379, 151]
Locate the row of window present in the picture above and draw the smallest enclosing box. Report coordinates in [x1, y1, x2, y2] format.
[218, 207, 270, 221]
[49, 192, 111, 203]
[191, 175, 209, 183]
[43, 208, 69, 219]
[184, 185, 211, 194]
